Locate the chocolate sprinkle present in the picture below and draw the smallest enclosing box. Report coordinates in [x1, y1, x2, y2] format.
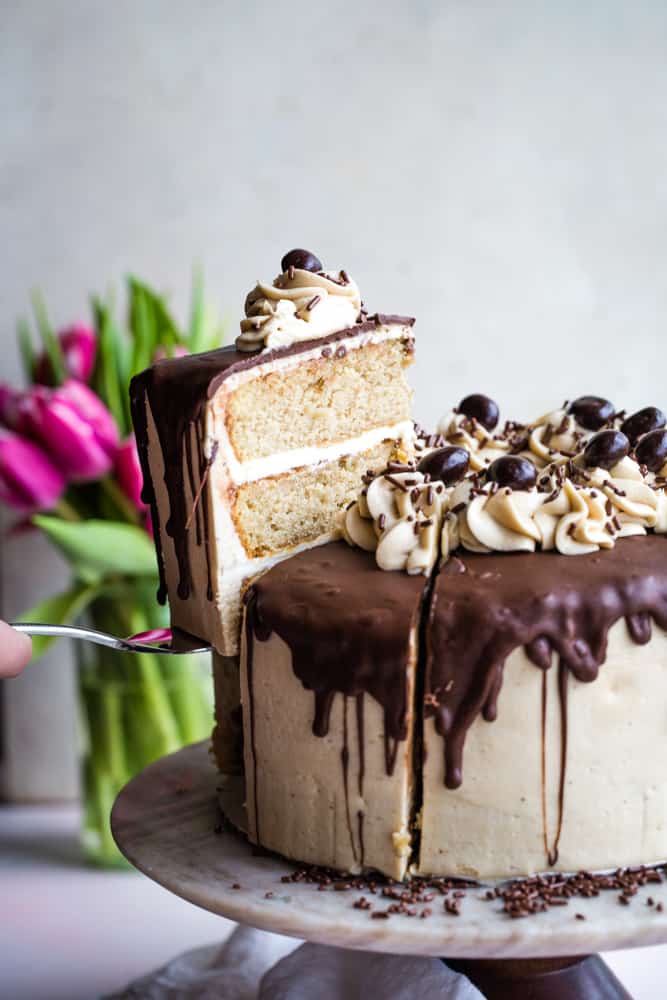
[274, 859, 666, 922]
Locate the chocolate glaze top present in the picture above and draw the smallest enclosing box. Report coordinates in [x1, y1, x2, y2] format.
[129, 315, 414, 605]
[244, 541, 428, 767]
[132, 315, 414, 415]
[426, 535, 667, 789]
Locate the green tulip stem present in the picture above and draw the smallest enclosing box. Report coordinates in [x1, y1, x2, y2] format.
[54, 498, 82, 522]
[99, 476, 141, 525]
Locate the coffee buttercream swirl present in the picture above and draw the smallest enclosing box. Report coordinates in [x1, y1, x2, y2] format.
[343, 438, 667, 572]
[450, 453, 667, 558]
[341, 465, 449, 575]
[527, 409, 591, 467]
[436, 411, 510, 471]
[236, 267, 361, 352]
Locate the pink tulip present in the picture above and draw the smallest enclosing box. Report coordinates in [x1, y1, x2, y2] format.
[115, 435, 147, 510]
[0, 429, 66, 513]
[35, 323, 97, 385]
[0, 384, 21, 429]
[16, 380, 119, 482]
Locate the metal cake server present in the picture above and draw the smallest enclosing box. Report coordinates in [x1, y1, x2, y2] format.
[11, 623, 213, 655]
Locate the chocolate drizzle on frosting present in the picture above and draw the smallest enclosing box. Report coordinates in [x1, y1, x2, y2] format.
[341, 696, 366, 867]
[129, 316, 414, 605]
[244, 542, 427, 854]
[341, 697, 355, 864]
[355, 693, 366, 868]
[244, 534, 667, 869]
[130, 349, 226, 604]
[245, 542, 425, 749]
[426, 536, 667, 797]
[540, 665, 568, 867]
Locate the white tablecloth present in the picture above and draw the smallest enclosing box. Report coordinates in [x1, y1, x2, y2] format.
[105, 927, 482, 999]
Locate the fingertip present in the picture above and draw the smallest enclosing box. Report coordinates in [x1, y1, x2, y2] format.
[15, 627, 33, 663]
[0, 621, 33, 677]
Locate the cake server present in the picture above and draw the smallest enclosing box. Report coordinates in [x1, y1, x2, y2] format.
[10, 623, 213, 655]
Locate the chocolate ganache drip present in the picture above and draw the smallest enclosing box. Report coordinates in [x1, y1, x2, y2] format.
[426, 535, 667, 794]
[130, 349, 229, 604]
[244, 542, 428, 773]
[244, 543, 428, 853]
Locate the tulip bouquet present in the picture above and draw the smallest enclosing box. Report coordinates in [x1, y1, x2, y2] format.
[1, 277, 223, 864]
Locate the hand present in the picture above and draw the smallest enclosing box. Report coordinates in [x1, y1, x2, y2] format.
[0, 621, 32, 677]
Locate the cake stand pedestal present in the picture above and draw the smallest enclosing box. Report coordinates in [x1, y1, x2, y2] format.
[111, 743, 666, 999]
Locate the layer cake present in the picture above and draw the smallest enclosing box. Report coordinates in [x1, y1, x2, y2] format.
[131, 254, 667, 882]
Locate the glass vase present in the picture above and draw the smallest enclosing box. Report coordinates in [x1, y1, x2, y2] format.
[77, 583, 213, 866]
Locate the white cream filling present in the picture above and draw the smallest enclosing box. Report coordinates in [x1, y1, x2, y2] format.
[217, 420, 414, 486]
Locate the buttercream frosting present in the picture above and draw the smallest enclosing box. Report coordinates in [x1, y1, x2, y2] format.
[435, 411, 510, 471]
[342, 466, 448, 575]
[343, 403, 667, 572]
[236, 267, 361, 352]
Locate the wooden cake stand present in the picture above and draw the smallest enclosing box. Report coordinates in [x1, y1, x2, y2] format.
[111, 742, 667, 999]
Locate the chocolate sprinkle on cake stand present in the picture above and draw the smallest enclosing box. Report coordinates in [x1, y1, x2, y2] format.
[112, 742, 667, 999]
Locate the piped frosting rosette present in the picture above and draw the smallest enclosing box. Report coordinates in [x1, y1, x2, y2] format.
[236, 249, 361, 352]
[527, 409, 590, 467]
[344, 393, 667, 572]
[436, 412, 510, 471]
[444, 443, 667, 559]
[433, 393, 532, 472]
[342, 464, 448, 575]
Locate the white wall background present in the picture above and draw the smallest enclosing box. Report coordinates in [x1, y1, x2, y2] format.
[3, 0, 666, 421]
[1, 0, 667, 793]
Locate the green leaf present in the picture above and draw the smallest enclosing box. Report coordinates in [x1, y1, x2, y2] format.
[31, 290, 66, 385]
[92, 295, 130, 435]
[128, 277, 182, 369]
[16, 317, 36, 382]
[129, 282, 155, 376]
[20, 582, 102, 660]
[33, 516, 159, 580]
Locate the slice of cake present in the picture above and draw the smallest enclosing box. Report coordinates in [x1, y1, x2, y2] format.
[241, 542, 429, 879]
[130, 249, 415, 658]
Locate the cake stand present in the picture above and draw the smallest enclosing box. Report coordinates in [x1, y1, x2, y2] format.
[111, 742, 667, 999]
